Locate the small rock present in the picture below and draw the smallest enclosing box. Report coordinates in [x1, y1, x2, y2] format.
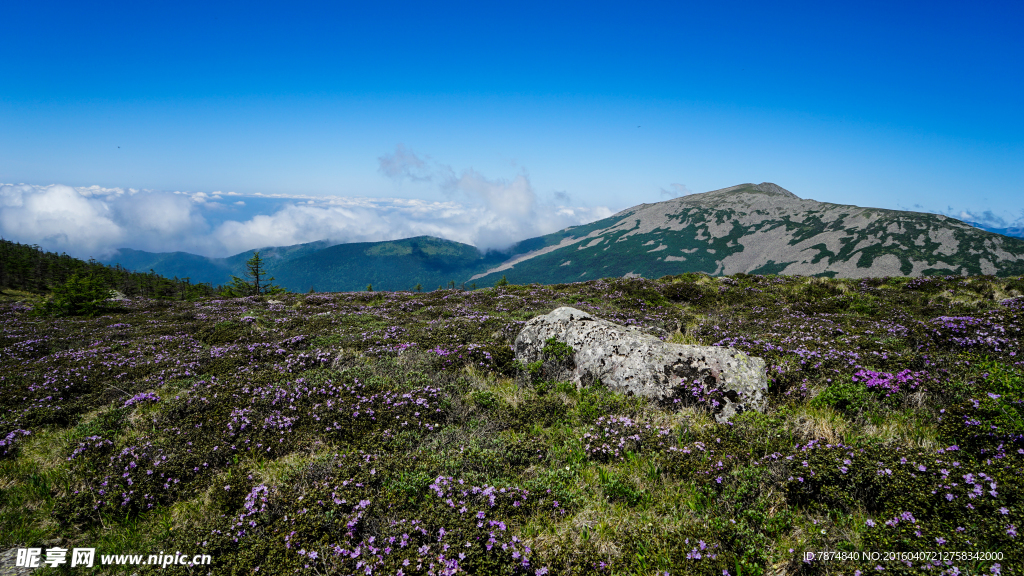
[0, 547, 39, 575]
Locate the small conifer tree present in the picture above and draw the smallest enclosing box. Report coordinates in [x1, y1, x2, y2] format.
[221, 251, 284, 297]
[43, 273, 112, 316]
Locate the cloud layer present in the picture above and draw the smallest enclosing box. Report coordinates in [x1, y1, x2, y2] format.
[950, 208, 1024, 231]
[1, 168, 613, 260]
[904, 202, 1024, 232]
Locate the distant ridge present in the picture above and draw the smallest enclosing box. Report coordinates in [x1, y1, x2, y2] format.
[103, 183, 1024, 291]
[103, 236, 512, 292]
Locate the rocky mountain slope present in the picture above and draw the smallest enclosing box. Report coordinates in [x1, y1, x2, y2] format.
[469, 183, 1024, 285]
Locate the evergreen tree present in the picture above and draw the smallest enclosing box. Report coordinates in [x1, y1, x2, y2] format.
[221, 251, 284, 297]
[222, 275, 255, 297]
[495, 275, 510, 287]
[43, 273, 113, 316]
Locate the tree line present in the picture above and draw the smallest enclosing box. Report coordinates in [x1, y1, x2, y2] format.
[0, 238, 220, 299]
[0, 238, 505, 309]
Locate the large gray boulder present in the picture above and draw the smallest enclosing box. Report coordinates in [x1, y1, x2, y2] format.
[514, 307, 767, 422]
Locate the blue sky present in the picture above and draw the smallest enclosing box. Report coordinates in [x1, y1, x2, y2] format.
[2, 0, 1022, 258]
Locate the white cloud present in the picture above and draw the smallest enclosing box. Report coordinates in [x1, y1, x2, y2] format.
[0, 184, 222, 258]
[374, 144, 613, 250]
[73, 184, 136, 198]
[955, 209, 1024, 229]
[660, 183, 691, 198]
[0, 148, 610, 258]
[378, 143, 433, 182]
[0, 173, 612, 259]
[111, 190, 205, 237]
[0, 184, 123, 257]
[208, 195, 612, 255]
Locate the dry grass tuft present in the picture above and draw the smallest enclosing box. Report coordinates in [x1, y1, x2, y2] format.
[789, 405, 851, 444]
[668, 314, 709, 346]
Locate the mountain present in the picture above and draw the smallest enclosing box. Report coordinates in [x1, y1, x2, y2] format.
[103, 237, 512, 292]
[104, 183, 1024, 291]
[103, 248, 236, 285]
[467, 182, 1024, 285]
[272, 236, 510, 291]
[102, 240, 335, 288]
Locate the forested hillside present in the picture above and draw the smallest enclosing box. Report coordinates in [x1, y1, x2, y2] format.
[273, 236, 511, 292]
[0, 239, 219, 300]
[104, 236, 517, 293]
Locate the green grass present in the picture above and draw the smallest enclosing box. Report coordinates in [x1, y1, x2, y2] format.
[1, 274, 1022, 574]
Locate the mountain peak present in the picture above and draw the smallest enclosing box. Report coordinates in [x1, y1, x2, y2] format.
[673, 182, 804, 210]
[752, 182, 799, 198]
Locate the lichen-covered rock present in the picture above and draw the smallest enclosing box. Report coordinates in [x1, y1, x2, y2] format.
[514, 307, 767, 422]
